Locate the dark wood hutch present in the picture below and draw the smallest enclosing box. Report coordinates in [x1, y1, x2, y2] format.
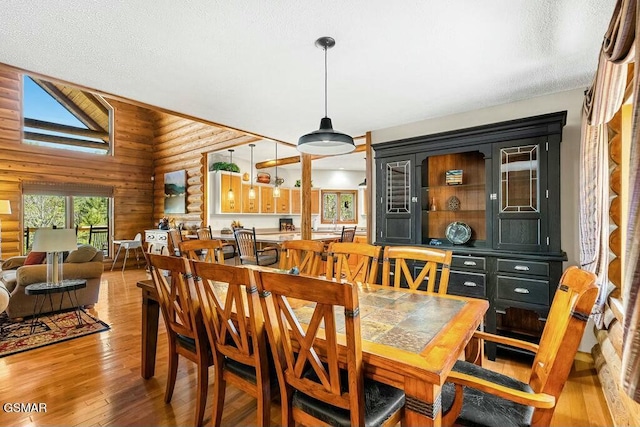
[373, 111, 567, 359]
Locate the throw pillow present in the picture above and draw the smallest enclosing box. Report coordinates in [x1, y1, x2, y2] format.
[23, 251, 47, 265]
[65, 244, 99, 263]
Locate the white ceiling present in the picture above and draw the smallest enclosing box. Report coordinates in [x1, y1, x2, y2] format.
[0, 1, 614, 172]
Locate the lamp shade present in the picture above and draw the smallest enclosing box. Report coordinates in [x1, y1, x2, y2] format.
[298, 117, 355, 155]
[0, 200, 11, 215]
[32, 228, 78, 252]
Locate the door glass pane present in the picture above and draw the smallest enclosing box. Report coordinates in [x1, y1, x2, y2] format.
[74, 196, 109, 246]
[322, 193, 337, 222]
[339, 193, 355, 222]
[386, 160, 410, 213]
[23, 195, 66, 252]
[500, 145, 538, 212]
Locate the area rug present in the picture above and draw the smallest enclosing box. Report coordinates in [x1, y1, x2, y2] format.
[0, 310, 110, 358]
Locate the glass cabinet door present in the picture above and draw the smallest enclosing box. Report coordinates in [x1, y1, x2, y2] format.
[493, 139, 547, 251]
[376, 155, 415, 244]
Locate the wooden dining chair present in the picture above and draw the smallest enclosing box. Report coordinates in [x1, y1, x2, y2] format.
[339, 225, 357, 243]
[190, 261, 274, 427]
[234, 227, 278, 267]
[255, 270, 405, 427]
[147, 254, 211, 427]
[381, 245, 453, 292]
[196, 225, 213, 240]
[278, 239, 325, 276]
[325, 241, 381, 284]
[167, 228, 183, 256]
[441, 266, 598, 427]
[179, 239, 226, 264]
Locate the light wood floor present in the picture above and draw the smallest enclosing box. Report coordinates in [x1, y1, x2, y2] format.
[0, 268, 613, 426]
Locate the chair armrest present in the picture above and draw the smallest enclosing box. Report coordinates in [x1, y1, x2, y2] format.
[258, 246, 279, 253]
[472, 330, 539, 354]
[447, 370, 555, 409]
[2, 256, 27, 270]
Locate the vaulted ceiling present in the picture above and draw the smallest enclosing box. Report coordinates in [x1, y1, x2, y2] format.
[0, 1, 615, 153]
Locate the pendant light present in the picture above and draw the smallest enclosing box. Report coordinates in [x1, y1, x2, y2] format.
[227, 149, 234, 201]
[297, 36, 355, 156]
[273, 142, 280, 198]
[248, 144, 256, 200]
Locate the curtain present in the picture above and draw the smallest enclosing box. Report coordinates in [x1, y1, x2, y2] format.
[621, 0, 640, 402]
[579, 118, 610, 327]
[580, 0, 633, 327]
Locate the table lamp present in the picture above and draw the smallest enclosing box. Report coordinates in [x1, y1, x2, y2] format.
[0, 199, 11, 261]
[31, 228, 78, 286]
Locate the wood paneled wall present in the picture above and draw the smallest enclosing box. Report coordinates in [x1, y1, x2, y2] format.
[0, 64, 155, 258]
[150, 111, 259, 230]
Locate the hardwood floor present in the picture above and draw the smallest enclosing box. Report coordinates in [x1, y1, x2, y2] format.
[0, 269, 613, 426]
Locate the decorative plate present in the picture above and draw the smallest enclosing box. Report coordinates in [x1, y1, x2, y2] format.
[445, 221, 472, 244]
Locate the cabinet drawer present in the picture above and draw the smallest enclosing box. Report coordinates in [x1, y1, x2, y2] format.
[447, 271, 486, 299]
[451, 255, 486, 271]
[497, 259, 549, 276]
[497, 275, 549, 305]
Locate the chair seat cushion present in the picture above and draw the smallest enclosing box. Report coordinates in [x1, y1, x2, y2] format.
[442, 360, 534, 427]
[292, 368, 404, 427]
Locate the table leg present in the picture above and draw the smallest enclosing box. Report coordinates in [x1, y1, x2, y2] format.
[141, 291, 160, 379]
[404, 378, 443, 426]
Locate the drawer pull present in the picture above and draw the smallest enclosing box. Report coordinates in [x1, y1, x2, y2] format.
[514, 287, 530, 294]
[159, 235, 167, 241]
[463, 281, 477, 287]
[514, 265, 530, 271]
[463, 260, 477, 266]
[147, 235, 155, 240]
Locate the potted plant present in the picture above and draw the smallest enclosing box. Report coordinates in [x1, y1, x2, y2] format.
[209, 162, 240, 173]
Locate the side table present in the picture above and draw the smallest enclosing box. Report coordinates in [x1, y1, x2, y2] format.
[25, 279, 87, 334]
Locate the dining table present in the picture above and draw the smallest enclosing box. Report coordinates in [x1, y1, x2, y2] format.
[137, 269, 488, 426]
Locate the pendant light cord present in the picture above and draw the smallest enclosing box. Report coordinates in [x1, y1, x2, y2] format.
[324, 45, 328, 118]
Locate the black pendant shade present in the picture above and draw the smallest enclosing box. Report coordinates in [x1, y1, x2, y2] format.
[298, 117, 355, 155]
[297, 37, 355, 156]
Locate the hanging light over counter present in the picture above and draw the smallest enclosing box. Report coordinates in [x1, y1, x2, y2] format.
[248, 144, 256, 200]
[298, 36, 355, 156]
[273, 142, 280, 198]
[227, 149, 234, 201]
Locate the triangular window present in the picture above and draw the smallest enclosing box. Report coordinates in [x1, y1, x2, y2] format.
[22, 75, 113, 154]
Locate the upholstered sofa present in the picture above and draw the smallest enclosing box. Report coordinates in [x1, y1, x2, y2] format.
[0, 245, 104, 319]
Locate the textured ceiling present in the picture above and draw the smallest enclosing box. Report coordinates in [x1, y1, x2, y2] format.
[0, 1, 614, 171]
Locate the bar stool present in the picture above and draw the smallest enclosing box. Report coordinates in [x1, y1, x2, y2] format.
[111, 233, 143, 272]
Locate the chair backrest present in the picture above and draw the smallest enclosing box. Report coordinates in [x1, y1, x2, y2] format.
[196, 226, 213, 240]
[191, 261, 269, 381]
[278, 239, 325, 276]
[147, 254, 206, 347]
[255, 270, 367, 425]
[381, 245, 452, 292]
[88, 225, 109, 255]
[527, 266, 597, 425]
[325, 242, 381, 284]
[234, 228, 258, 264]
[167, 229, 182, 256]
[340, 226, 357, 243]
[179, 239, 225, 264]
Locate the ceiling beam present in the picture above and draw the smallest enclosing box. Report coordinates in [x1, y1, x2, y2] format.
[25, 118, 109, 140]
[254, 144, 366, 169]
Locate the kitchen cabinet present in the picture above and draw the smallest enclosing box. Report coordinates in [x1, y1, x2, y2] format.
[291, 188, 320, 215]
[241, 184, 260, 214]
[215, 173, 242, 213]
[260, 186, 275, 213]
[374, 111, 567, 360]
[275, 188, 290, 213]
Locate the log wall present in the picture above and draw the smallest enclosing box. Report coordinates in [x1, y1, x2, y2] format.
[150, 111, 259, 231]
[0, 64, 155, 259]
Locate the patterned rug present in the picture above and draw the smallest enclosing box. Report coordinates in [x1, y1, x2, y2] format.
[0, 310, 110, 358]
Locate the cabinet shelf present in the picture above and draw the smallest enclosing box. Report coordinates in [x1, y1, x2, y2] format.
[424, 209, 485, 214]
[424, 183, 485, 191]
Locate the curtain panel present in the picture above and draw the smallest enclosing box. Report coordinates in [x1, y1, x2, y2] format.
[619, 0, 640, 403]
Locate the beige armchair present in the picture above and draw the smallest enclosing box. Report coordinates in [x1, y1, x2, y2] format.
[0, 245, 104, 319]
